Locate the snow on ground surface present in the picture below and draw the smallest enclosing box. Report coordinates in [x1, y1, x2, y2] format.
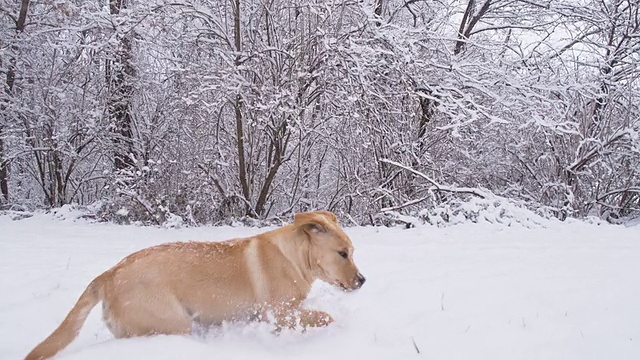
[1, 212, 639, 360]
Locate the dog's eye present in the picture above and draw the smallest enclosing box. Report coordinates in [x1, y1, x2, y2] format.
[338, 250, 348, 259]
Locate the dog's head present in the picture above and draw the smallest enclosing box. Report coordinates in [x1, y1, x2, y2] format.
[295, 211, 366, 291]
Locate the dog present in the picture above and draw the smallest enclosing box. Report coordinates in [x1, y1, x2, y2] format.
[25, 210, 365, 360]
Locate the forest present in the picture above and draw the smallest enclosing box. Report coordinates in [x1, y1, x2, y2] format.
[1, 0, 639, 226]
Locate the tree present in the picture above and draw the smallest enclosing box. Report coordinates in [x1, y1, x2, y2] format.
[107, 0, 136, 170]
[0, 0, 30, 203]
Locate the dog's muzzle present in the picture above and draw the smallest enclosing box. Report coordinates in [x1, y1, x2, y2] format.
[339, 273, 366, 291]
[354, 273, 366, 288]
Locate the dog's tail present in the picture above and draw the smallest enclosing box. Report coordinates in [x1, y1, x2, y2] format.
[25, 273, 107, 360]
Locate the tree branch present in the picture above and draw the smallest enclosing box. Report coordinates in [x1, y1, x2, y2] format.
[380, 159, 488, 199]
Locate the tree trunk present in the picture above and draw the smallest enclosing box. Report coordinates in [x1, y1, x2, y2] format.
[374, 0, 383, 26]
[416, 88, 434, 146]
[235, 95, 251, 205]
[232, 0, 252, 215]
[0, 0, 30, 202]
[454, 0, 491, 55]
[254, 121, 288, 216]
[107, 0, 136, 170]
[0, 124, 7, 202]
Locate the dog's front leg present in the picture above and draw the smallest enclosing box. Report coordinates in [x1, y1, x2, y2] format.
[268, 307, 334, 330]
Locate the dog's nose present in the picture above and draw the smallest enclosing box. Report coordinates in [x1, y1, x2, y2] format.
[356, 273, 366, 287]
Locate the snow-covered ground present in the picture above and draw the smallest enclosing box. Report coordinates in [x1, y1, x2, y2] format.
[1, 212, 639, 360]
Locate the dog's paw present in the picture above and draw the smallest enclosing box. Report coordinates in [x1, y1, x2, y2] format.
[300, 310, 334, 328]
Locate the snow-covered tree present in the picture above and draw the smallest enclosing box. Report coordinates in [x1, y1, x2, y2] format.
[1, 0, 637, 224]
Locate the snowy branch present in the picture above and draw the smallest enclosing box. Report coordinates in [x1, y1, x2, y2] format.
[380, 159, 488, 199]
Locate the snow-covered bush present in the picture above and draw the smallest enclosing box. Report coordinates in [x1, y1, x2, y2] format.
[384, 193, 555, 229]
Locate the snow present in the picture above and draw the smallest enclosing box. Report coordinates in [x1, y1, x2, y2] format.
[1, 213, 639, 359]
[115, 208, 130, 217]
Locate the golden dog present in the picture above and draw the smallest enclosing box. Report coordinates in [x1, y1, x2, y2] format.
[25, 210, 365, 360]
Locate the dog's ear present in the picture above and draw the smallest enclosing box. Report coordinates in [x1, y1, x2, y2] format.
[294, 212, 329, 234]
[316, 210, 338, 223]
